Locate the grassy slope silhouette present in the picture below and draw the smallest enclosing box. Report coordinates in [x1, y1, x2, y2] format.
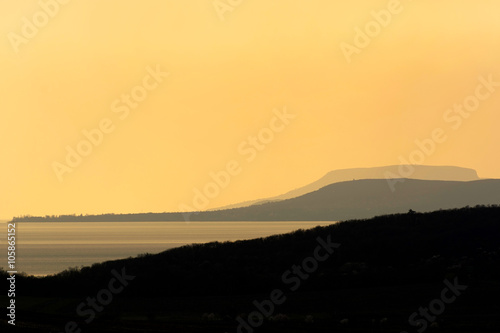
[3, 206, 499, 332]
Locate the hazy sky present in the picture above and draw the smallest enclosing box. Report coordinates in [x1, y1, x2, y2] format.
[1, 0, 499, 219]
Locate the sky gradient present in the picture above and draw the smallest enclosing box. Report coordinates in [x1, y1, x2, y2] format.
[1, 0, 500, 219]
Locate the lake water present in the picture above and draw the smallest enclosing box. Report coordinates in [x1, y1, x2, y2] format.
[2, 221, 334, 276]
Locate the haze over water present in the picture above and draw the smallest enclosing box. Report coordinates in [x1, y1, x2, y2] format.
[2, 221, 334, 276]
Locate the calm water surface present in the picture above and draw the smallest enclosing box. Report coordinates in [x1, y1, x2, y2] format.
[2, 221, 334, 276]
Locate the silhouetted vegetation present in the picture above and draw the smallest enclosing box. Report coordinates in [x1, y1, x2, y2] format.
[4, 206, 500, 332]
[15, 205, 500, 296]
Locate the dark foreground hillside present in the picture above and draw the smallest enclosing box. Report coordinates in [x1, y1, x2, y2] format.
[2, 206, 500, 332]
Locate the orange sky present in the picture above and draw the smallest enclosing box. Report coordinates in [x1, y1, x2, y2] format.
[1, 0, 499, 219]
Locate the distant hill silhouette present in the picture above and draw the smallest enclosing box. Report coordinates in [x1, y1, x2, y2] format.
[13, 178, 500, 222]
[214, 165, 480, 210]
